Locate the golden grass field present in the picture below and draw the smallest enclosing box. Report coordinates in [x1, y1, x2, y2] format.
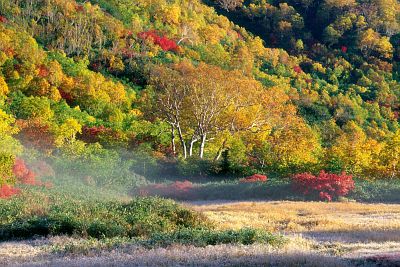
[189, 200, 400, 264]
[189, 201, 400, 235]
[2, 200, 400, 266]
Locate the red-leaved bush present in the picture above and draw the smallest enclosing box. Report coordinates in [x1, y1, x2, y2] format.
[136, 180, 195, 200]
[38, 65, 49, 77]
[239, 174, 267, 183]
[80, 125, 108, 143]
[0, 16, 7, 23]
[12, 158, 53, 189]
[0, 184, 21, 199]
[293, 65, 303, 74]
[292, 171, 355, 201]
[13, 158, 37, 185]
[138, 30, 179, 52]
[59, 89, 74, 104]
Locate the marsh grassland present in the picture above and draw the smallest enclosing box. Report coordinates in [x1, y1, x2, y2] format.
[2, 200, 400, 266]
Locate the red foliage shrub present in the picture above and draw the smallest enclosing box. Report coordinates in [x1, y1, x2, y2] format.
[292, 171, 355, 201]
[1, 159, 53, 199]
[59, 89, 74, 104]
[13, 158, 53, 188]
[13, 158, 38, 185]
[239, 174, 268, 183]
[16, 120, 55, 151]
[80, 125, 111, 143]
[138, 30, 179, 52]
[0, 184, 20, 199]
[0, 16, 7, 23]
[38, 65, 49, 77]
[12, 158, 29, 178]
[84, 125, 107, 136]
[20, 170, 36, 185]
[236, 31, 244, 40]
[136, 180, 195, 200]
[293, 65, 303, 74]
[126, 30, 133, 37]
[75, 5, 85, 12]
[394, 111, 399, 120]
[341, 46, 348, 53]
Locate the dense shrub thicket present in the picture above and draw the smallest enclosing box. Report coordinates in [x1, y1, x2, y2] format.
[292, 171, 355, 201]
[0, 194, 207, 239]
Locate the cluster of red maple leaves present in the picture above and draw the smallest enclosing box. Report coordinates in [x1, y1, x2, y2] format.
[80, 125, 107, 143]
[292, 170, 355, 201]
[0, 184, 20, 199]
[0, 16, 7, 23]
[38, 65, 50, 78]
[0, 159, 53, 199]
[293, 65, 303, 74]
[137, 30, 179, 52]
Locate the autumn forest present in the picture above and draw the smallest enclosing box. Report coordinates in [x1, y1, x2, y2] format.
[1, 0, 400, 265]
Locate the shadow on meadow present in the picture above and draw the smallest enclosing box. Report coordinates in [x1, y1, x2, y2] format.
[303, 229, 400, 243]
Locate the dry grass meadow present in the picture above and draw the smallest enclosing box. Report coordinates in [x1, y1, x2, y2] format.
[189, 201, 400, 236]
[190, 201, 400, 265]
[2, 200, 400, 266]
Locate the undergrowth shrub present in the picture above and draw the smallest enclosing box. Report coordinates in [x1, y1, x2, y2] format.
[52, 145, 147, 187]
[146, 228, 286, 248]
[49, 228, 285, 254]
[0, 195, 208, 240]
[13, 158, 52, 188]
[292, 170, 355, 201]
[138, 30, 179, 52]
[0, 184, 20, 199]
[13, 158, 37, 185]
[0, 153, 16, 198]
[176, 158, 221, 176]
[0, 157, 51, 199]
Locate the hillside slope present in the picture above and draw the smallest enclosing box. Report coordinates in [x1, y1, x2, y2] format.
[1, 0, 400, 189]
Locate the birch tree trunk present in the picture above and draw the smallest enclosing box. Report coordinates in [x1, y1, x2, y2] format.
[199, 133, 207, 158]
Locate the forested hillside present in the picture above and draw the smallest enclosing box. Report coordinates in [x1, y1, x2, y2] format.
[1, 0, 400, 194]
